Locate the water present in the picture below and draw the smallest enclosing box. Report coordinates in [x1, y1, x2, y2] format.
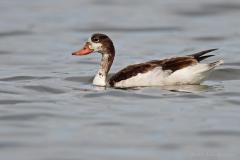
[0, 0, 240, 160]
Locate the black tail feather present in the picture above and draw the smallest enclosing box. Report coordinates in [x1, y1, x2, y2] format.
[197, 55, 215, 61]
[188, 48, 218, 62]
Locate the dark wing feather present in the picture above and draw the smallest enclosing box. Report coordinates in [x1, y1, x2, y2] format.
[161, 57, 198, 72]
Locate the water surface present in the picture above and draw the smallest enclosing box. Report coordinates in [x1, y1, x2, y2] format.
[0, 0, 240, 160]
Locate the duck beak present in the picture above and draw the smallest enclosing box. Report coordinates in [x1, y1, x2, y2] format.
[72, 42, 94, 56]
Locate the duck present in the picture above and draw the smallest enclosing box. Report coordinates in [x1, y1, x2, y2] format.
[72, 33, 223, 88]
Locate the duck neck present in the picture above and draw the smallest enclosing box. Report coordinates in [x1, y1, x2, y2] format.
[93, 52, 114, 86]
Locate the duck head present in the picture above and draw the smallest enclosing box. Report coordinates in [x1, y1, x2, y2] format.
[72, 33, 114, 56]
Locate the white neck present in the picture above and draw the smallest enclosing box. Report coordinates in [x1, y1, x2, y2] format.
[93, 54, 112, 86]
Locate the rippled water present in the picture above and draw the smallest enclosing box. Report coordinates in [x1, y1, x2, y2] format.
[1, 0, 240, 160]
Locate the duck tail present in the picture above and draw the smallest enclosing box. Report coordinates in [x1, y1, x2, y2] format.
[189, 48, 218, 62]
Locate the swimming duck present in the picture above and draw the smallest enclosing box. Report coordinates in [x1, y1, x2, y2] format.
[72, 33, 223, 88]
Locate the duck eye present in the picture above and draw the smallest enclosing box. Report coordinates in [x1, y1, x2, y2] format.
[92, 37, 100, 43]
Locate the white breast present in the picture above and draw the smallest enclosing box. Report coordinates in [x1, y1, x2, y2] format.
[93, 72, 106, 86]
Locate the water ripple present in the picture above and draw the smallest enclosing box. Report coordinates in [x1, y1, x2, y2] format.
[23, 85, 65, 94]
[73, 26, 183, 33]
[65, 76, 93, 83]
[0, 90, 19, 95]
[197, 130, 240, 137]
[176, 2, 240, 17]
[209, 68, 240, 81]
[0, 113, 58, 121]
[157, 143, 182, 150]
[0, 76, 51, 82]
[93, 121, 123, 127]
[193, 36, 226, 42]
[84, 90, 162, 99]
[0, 30, 32, 37]
[0, 142, 23, 149]
[0, 50, 12, 55]
[0, 100, 29, 105]
[226, 99, 240, 105]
